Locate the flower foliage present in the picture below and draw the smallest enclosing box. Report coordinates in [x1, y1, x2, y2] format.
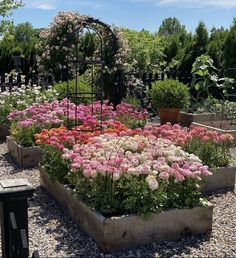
[37, 11, 143, 103]
[35, 121, 132, 149]
[115, 102, 149, 128]
[0, 85, 58, 124]
[142, 123, 233, 167]
[8, 98, 148, 146]
[62, 134, 211, 215]
[38, 122, 228, 217]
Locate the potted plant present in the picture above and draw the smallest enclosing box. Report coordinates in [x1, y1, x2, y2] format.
[151, 79, 190, 124]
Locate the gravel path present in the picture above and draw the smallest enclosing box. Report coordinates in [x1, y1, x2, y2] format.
[0, 142, 235, 258]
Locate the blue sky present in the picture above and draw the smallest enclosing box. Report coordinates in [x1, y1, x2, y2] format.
[12, 0, 236, 32]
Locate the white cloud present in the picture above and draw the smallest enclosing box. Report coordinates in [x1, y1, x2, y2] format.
[24, 0, 57, 10]
[129, 0, 236, 8]
[23, 0, 104, 10]
[35, 3, 57, 10]
[78, 0, 104, 9]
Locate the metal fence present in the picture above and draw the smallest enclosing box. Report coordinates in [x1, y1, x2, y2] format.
[141, 72, 191, 86]
[0, 73, 54, 93]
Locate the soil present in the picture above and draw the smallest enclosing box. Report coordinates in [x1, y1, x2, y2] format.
[200, 120, 236, 131]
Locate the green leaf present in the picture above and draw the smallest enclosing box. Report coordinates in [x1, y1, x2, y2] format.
[194, 83, 201, 91]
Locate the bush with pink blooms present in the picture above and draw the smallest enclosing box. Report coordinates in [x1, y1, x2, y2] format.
[8, 99, 68, 146]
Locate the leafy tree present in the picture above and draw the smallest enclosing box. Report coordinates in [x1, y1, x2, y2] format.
[164, 37, 179, 64]
[121, 28, 165, 74]
[0, 22, 41, 74]
[158, 17, 185, 36]
[0, 0, 23, 34]
[176, 33, 194, 78]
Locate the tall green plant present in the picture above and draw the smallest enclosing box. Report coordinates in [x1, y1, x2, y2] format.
[191, 54, 234, 99]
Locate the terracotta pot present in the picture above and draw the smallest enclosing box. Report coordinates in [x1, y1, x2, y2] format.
[157, 108, 180, 124]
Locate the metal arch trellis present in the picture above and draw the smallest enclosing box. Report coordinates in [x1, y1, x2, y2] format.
[65, 16, 120, 132]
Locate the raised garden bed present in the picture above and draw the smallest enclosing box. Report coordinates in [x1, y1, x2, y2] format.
[7, 136, 43, 168]
[0, 124, 10, 141]
[39, 167, 213, 252]
[203, 167, 236, 193]
[193, 121, 236, 144]
[177, 112, 225, 126]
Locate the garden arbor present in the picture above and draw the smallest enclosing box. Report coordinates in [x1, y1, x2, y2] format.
[64, 16, 123, 128]
[38, 13, 124, 110]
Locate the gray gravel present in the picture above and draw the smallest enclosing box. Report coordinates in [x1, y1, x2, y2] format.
[0, 142, 236, 258]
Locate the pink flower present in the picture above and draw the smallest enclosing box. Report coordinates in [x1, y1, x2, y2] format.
[159, 172, 169, 180]
[203, 135, 210, 142]
[62, 153, 71, 160]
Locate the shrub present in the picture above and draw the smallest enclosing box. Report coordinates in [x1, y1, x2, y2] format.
[53, 79, 92, 103]
[151, 79, 190, 109]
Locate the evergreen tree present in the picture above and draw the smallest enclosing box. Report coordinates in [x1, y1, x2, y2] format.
[223, 19, 236, 77]
[158, 17, 185, 36]
[207, 27, 228, 72]
[177, 22, 208, 78]
[193, 21, 209, 56]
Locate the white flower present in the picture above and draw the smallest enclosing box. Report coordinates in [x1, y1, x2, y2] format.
[188, 154, 202, 163]
[146, 175, 159, 191]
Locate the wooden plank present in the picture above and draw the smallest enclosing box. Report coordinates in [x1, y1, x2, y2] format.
[0, 124, 10, 140]
[39, 167, 213, 252]
[203, 167, 236, 193]
[177, 112, 226, 126]
[7, 136, 42, 168]
[39, 168, 105, 241]
[21, 147, 42, 168]
[102, 205, 213, 252]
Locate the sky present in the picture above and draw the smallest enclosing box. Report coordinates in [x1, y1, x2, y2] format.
[11, 0, 236, 32]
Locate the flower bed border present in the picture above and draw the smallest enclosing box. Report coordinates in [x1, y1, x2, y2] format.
[177, 112, 225, 126]
[0, 124, 10, 141]
[203, 167, 236, 193]
[192, 122, 236, 144]
[39, 167, 213, 252]
[7, 136, 42, 168]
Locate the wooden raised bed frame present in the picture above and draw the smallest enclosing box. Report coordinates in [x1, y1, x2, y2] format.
[40, 167, 213, 252]
[177, 112, 225, 126]
[0, 124, 10, 141]
[203, 167, 236, 193]
[7, 136, 42, 168]
[192, 122, 236, 144]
